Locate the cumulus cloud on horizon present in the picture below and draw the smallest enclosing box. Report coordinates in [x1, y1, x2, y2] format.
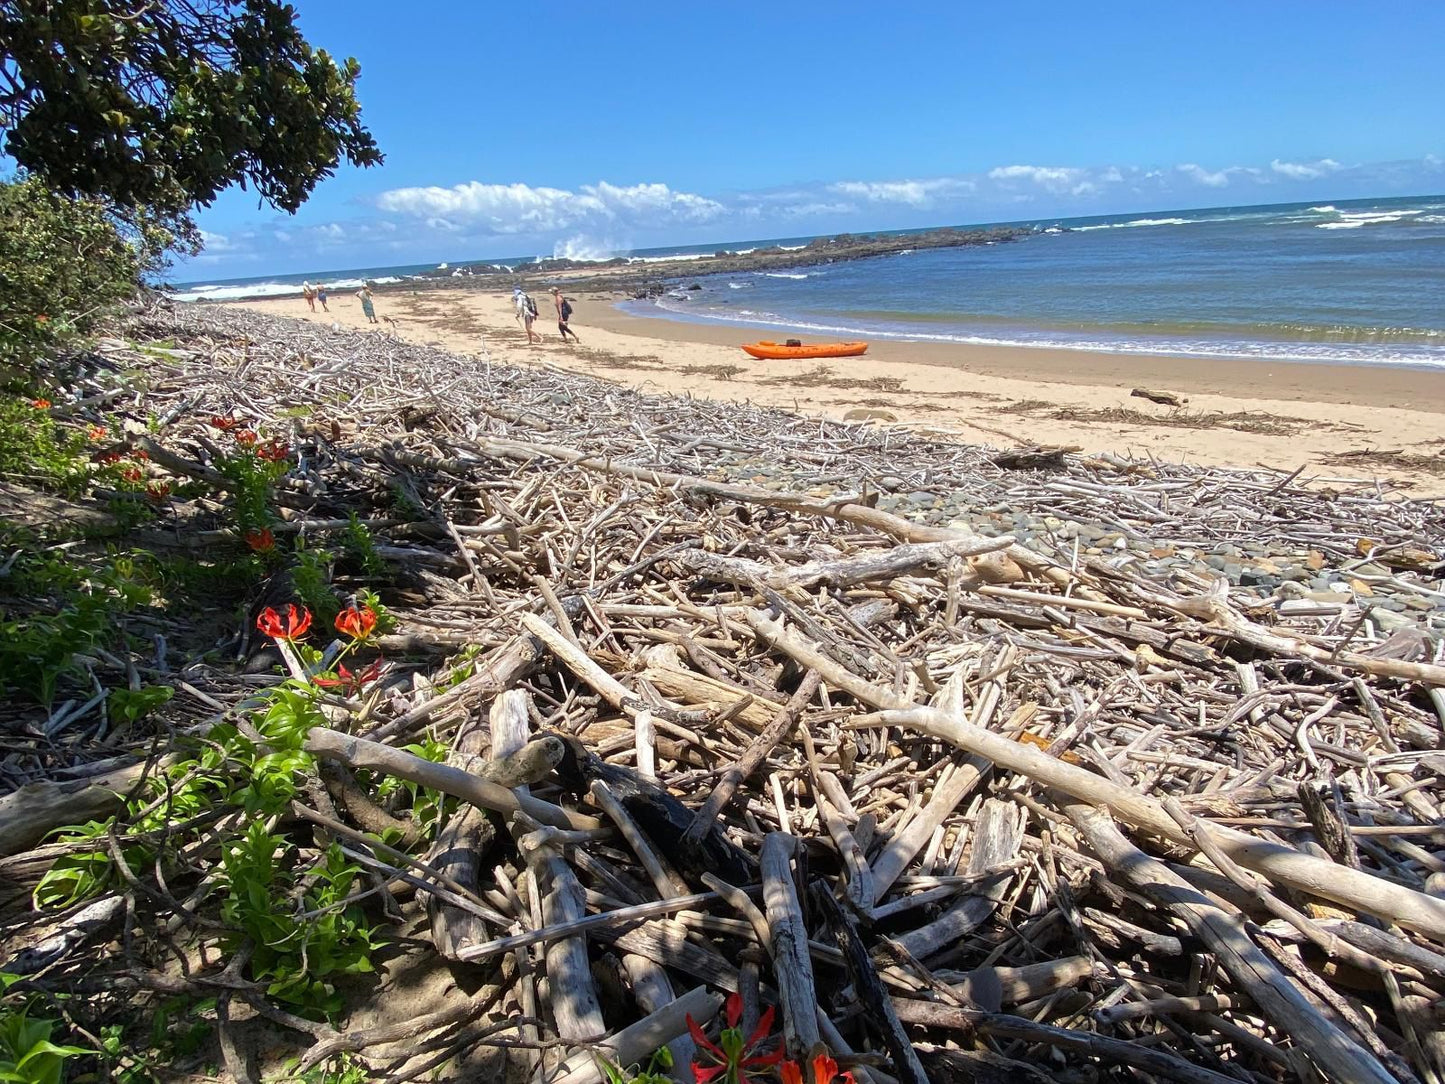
[374, 179, 725, 234]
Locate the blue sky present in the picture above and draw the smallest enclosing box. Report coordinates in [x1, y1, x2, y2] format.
[182, 0, 1445, 280]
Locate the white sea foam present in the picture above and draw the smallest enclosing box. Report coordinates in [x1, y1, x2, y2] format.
[624, 251, 714, 264]
[762, 272, 809, 280]
[551, 237, 619, 262]
[727, 282, 749, 289]
[169, 276, 401, 302]
[1074, 216, 1192, 232]
[1309, 206, 1338, 214]
[778, 244, 807, 251]
[1316, 209, 1429, 230]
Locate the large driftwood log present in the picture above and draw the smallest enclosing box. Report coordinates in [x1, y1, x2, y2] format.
[1131, 386, 1187, 407]
[815, 888, 930, 1084]
[546, 986, 723, 1084]
[892, 1000, 1239, 1084]
[428, 694, 500, 958]
[304, 727, 596, 830]
[1065, 802, 1396, 1084]
[675, 537, 1018, 593]
[760, 833, 821, 1060]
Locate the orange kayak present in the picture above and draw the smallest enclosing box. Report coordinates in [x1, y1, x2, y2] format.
[741, 340, 869, 360]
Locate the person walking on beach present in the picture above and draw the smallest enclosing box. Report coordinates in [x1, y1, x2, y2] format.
[302, 281, 316, 312]
[516, 288, 541, 344]
[316, 284, 329, 312]
[356, 283, 378, 324]
[551, 287, 579, 343]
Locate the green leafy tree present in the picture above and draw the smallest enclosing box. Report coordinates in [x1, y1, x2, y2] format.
[0, 0, 382, 216]
[0, 175, 143, 381]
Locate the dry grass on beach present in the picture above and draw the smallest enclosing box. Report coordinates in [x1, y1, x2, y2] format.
[1003, 399, 1340, 437]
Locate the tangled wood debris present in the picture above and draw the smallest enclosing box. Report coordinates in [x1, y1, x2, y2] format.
[3, 303, 1445, 1083]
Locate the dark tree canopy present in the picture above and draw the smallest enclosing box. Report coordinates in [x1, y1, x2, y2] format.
[0, 0, 383, 215]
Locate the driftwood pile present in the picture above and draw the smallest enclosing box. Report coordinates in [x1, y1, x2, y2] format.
[4, 302, 1445, 1084]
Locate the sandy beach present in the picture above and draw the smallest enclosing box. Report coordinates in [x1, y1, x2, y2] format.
[233, 287, 1445, 495]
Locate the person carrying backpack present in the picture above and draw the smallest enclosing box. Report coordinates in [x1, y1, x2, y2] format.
[515, 287, 541, 344]
[551, 287, 579, 343]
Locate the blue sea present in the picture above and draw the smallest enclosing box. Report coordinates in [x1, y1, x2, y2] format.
[175, 194, 1445, 369]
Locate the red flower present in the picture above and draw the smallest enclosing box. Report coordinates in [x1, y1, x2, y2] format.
[95, 451, 124, 465]
[779, 1054, 855, 1084]
[35, 314, 50, 325]
[257, 439, 290, 462]
[256, 604, 312, 641]
[235, 430, 257, 446]
[87, 425, 108, 442]
[132, 449, 150, 461]
[687, 993, 782, 1084]
[209, 415, 240, 431]
[120, 465, 143, 482]
[334, 604, 378, 641]
[313, 658, 385, 696]
[145, 482, 172, 502]
[31, 397, 51, 409]
[245, 527, 276, 552]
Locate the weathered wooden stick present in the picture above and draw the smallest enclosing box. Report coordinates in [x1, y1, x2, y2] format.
[363, 625, 546, 741]
[428, 690, 507, 958]
[1064, 801, 1396, 1084]
[521, 612, 694, 724]
[529, 842, 605, 1043]
[682, 670, 821, 850]
[760, 833, 822, 1059]
[622, 954, 695, 1083]
[936, 955, 1098, 1008]
[454, 889, 744, 963]
[546, 985, 723, 1084]
[594, 919, 740, 993]
[892, 1000, 1240, 1084]
[815, 887, 930, 1084]
[589, 779, 690, 899]
[676, 536, 1016, 592]
[304, 726, 597, 830]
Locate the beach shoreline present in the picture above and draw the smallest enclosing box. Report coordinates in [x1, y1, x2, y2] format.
[228, 287, 1445, 495]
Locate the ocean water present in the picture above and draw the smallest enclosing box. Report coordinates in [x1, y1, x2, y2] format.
[174, 194, 1445, 368]
[627, 196, 1445, 368]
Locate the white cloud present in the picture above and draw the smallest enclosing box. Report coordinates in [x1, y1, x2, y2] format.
[1175, 163, 1232, 187]
[374, 179, 722, 234]
[199, 230, 233, 252]
[829, 178, 973, 206]
[987, 165, 1089, 193]
[781, 201, 858, 218]
[1270, 158, 1341, 180]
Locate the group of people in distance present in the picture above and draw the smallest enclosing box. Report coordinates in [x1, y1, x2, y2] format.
[513, 285, 579, 345]
[299, 278, 577, 342]
[303, 280, 379, 324]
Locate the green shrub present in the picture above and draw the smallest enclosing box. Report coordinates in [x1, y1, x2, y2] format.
[0, 176, 142, 388]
